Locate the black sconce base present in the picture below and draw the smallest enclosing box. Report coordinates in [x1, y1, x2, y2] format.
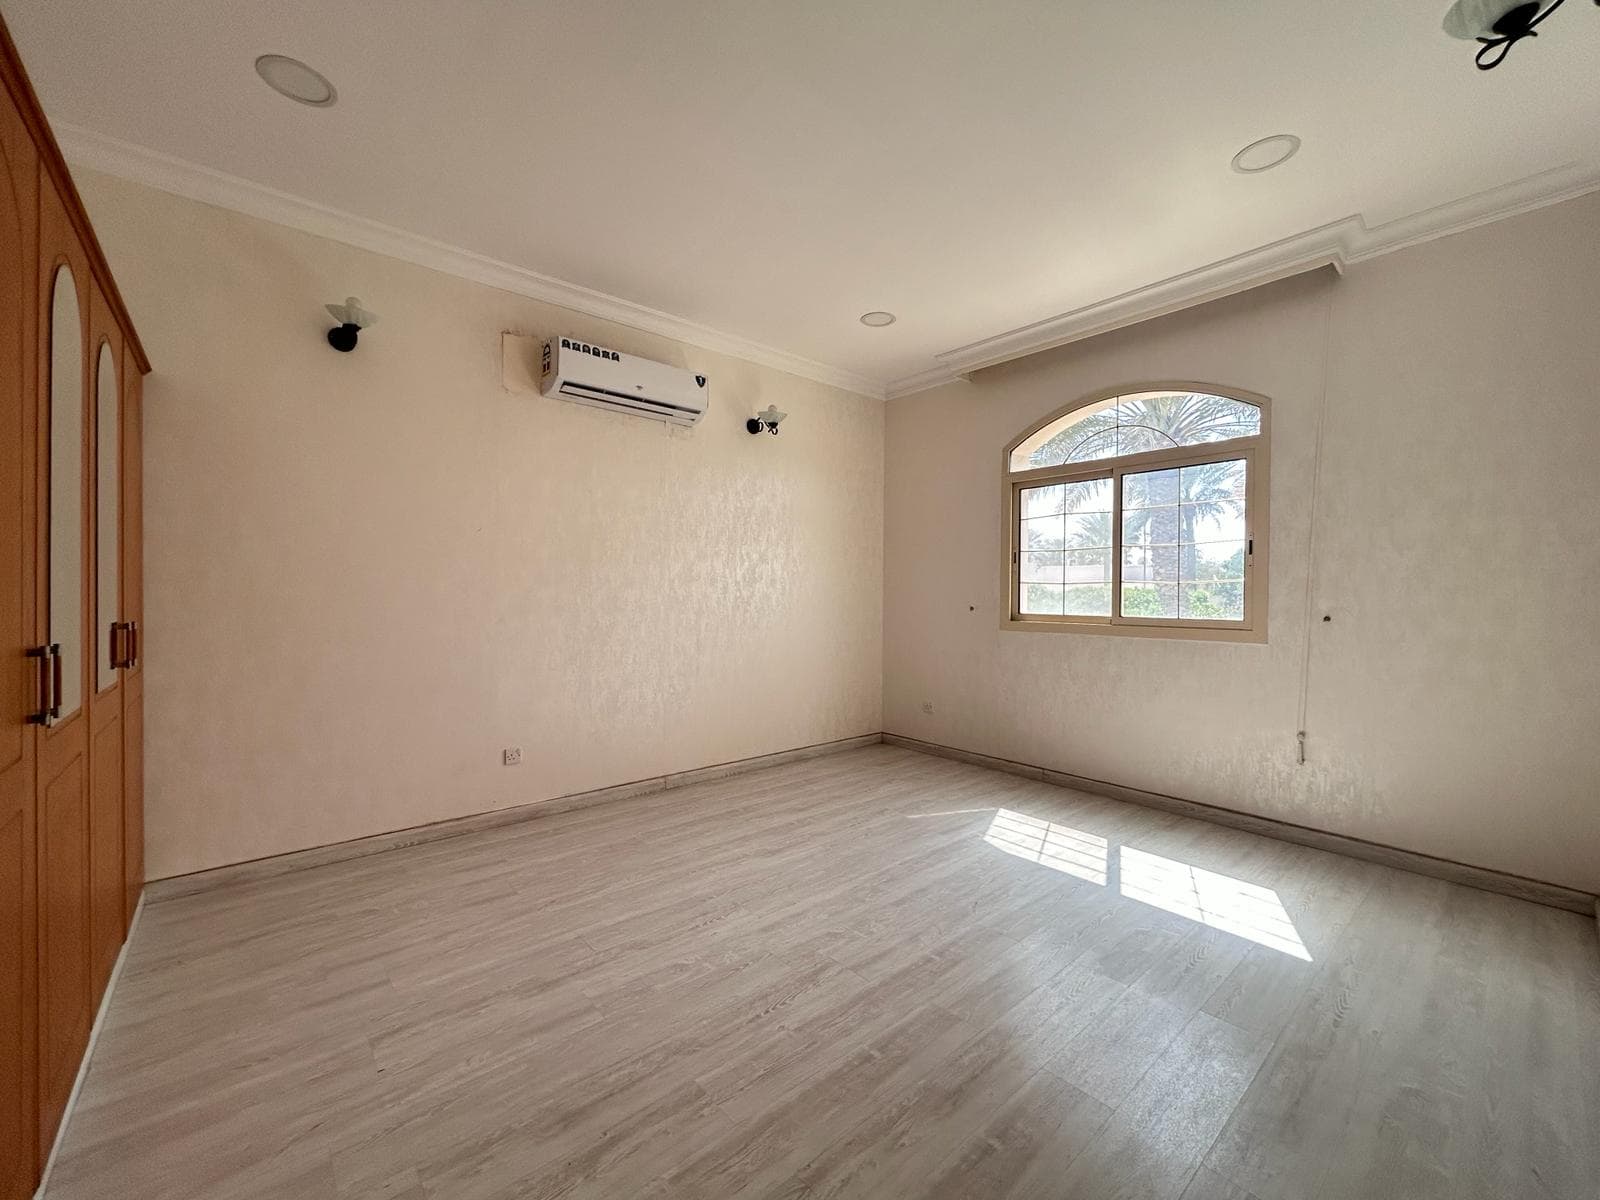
[327, 323, 360, 352]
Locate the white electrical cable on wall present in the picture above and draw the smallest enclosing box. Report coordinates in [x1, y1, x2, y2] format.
[1295, 289, 1337, 764]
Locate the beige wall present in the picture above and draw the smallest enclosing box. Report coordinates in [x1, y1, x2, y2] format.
[885, 192, 1600, 894]
[76, 169, 884, 880]
[74, 164, 1600, 893]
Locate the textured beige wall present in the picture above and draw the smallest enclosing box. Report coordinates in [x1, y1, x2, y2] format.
[76, 169, 884, 880]
[74, 164, 1600, 891]
[885, 192, 1600, 893]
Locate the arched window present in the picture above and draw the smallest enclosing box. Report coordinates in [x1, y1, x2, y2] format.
[1004, 386, 1268, 639]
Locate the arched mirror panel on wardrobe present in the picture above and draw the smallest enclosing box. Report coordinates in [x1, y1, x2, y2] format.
[47, 265, 82, 721]
[96, 342, 117, 694]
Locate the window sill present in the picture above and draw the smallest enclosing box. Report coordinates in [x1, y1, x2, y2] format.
[1000, 617, 1267, 644]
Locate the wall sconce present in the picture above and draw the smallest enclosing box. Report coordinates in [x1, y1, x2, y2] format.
[746, 405, 787, 436]
[325, 296, 378, 352]
[1444, 0, 1598, 69]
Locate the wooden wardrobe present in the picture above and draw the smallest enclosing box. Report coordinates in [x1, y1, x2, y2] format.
[1, 16, 148, 1200]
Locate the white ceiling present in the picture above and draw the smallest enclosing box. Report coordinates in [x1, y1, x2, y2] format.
[6, 0, 1600, 396]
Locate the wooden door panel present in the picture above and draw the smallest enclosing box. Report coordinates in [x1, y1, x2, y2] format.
[0, 810, 29, 1200]
[0, 91, 31, 811]
[0, 67, 38, 1200]
[37, 754, 88, 1131]
[121, 357, 142, 923]
[86, 287, 121, 993]
[35, 173, 92, 1163]
[122, 672, 142, 924]
[88, 716, 121, 989]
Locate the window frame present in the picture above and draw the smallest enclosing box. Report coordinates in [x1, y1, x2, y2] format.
[1001, 382, 1270, 643]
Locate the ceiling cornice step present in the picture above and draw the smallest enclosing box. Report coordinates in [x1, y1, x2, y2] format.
[57, 124, 1599, 405]
[885, 160, 1600, 399]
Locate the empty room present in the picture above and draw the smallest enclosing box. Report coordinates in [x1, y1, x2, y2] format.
[2, 2, 1597, 1198]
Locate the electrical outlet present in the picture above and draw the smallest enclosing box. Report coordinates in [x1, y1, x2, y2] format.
[503, 747, 522, 766]
[921, 702, 935, 714]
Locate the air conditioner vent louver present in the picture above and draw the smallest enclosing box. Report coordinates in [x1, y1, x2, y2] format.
[540, 337, 708, 427]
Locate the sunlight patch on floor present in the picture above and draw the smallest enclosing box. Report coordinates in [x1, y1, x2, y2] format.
[983, 809, 1109, 885]
[905, 807, 1002, 819]
[1118, 845, 1311, 960]
[981, 808, 1311, 959]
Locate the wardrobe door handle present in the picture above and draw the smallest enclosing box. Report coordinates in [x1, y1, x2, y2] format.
[49, 644, 62, 719]
[113, 621, 133, 669]
[128, 621, 139, 669]
[26, 646, 50, 724]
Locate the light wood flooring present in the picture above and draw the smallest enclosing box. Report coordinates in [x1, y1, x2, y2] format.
[45, 745, 1600, 1199]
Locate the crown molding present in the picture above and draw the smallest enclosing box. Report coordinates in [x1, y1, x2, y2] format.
[54, 124, 888, 400]
[883, 364, 969, 400]
[927, 232, 1348, 385]
[885, 160, 1600, 399]
[56, 124, 1600, 407]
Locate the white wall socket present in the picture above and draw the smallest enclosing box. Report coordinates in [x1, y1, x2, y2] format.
[503, 747, 522, 766]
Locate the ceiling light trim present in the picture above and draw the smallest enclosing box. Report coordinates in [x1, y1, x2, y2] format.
[885, 159, 1600, 399]
[54, 123, 887, 401]
[253, 55, 337, 107]
[1231, 133, 1301, 174]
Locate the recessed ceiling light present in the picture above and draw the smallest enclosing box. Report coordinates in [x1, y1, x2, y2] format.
[1231, 134, 1301, 175]
[254, 55, 338, 107]
[859, 311, 896, 327]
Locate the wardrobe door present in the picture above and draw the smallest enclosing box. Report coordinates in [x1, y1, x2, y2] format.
[35, 177, 92, 1159]
[87, 293, 123, 994]
[0, 77, 39, 1200]
[120, 354, 142, 926]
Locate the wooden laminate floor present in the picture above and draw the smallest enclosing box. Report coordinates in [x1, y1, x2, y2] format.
[46, 746, 1600, 1200]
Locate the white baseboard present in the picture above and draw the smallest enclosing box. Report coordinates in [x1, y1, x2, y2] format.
[883, 733, 1597, 915]
[144, 733, 885, 902]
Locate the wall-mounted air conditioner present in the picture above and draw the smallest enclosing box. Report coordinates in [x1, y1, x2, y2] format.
[540, 336, 708, 426]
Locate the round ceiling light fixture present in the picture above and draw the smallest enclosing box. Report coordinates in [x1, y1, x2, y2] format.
[859, 311, 897, 327]
[1231, 134, 1301, 175]
[254, 54, 338, 107]
[1441, 0, 1590, 70]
